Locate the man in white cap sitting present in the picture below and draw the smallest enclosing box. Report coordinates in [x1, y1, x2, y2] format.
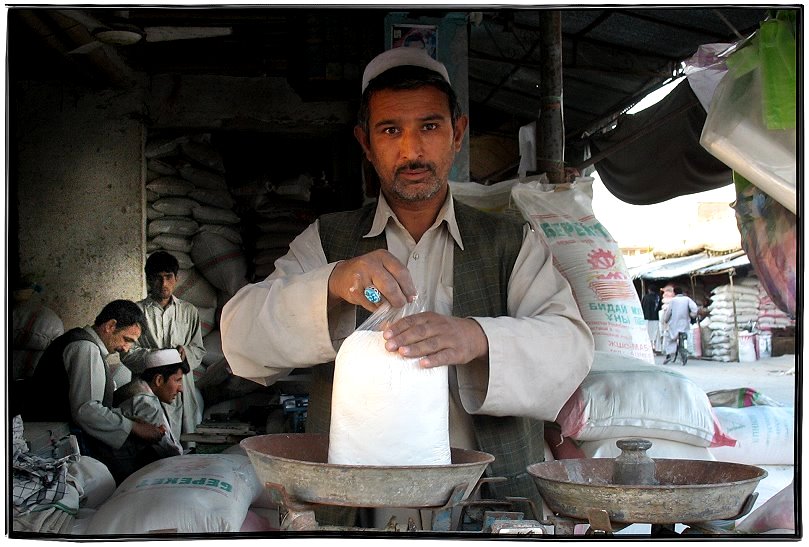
[221, 46, 592, 526]
[111, 348, 189, 483]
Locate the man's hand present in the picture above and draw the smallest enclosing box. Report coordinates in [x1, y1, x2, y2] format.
[328, 249, 417, 312]
[131, 420, 166, 443]
[382, 312, 489, 368]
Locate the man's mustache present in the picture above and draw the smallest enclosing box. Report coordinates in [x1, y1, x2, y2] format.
[395, 161, 435, 175]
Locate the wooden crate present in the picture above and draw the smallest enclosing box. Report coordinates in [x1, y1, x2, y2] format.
[771, 336, 795, 357]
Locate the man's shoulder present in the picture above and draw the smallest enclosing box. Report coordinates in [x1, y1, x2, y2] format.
[171, 296, 200, 314]
[114, 379, 155, 407]
[62, 327, 101, 350]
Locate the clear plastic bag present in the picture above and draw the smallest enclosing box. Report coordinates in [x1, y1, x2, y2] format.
[700, 11, 797, 214]
[328, 295, 452, 466]
[355, 294, 425, 333]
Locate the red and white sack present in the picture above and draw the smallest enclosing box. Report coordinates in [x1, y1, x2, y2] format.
[174, 268, 218, 310]
[555, 351, 737, 448]
[191, 231, 248, 296]
[709, 406, 794, 465]
[329, 301, 450, 466]
[511, 177, 654, 363]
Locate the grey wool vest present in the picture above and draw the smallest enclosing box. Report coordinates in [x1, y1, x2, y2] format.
[314, 198, 546, 512]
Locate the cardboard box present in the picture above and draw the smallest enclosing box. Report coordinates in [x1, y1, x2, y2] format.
[771, 336, 795, 357]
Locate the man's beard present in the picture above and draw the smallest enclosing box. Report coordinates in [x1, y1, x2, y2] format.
[386, 161, 443, 202]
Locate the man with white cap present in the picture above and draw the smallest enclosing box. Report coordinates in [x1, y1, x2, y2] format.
[221, 47, 593, 524]
[111, 348, 189, 483]
[123, 251, 205, 450]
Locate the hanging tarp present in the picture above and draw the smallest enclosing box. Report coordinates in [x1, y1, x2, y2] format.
[629, 250, 746, 281]
[591, 81, 732, 205]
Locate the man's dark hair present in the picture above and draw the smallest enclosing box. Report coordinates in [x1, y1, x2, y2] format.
[673, 286, 684, 295]
[141, 360, 190, 385]
[94, 300, 146, 330]
[145, 251, 180, 277]
[357, 65, 462, 134]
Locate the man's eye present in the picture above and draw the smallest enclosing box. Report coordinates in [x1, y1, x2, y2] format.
[382, 127, 399, 135]
[423, 123, 438, 131]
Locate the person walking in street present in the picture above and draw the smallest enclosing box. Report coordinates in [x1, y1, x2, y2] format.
[641, 285, 661, 354]
[662, 286, 698, 364]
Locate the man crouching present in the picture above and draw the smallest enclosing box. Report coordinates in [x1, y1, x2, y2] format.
[112, 349, 189, 481]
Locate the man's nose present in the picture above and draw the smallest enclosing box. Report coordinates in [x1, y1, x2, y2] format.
[399, 129, 423, 159]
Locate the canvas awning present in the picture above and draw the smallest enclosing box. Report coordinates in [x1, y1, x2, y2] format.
[692, 253, 751, 276]
[629, 250, 747, 281]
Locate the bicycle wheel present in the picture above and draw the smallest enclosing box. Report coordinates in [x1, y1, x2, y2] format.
[678, 333, 688, 365]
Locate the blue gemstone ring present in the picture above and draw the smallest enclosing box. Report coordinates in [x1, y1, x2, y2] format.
[364, 286, 381, 304]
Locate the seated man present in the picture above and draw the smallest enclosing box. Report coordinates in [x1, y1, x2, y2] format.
[24, 299, 164, 483]
[112, 348, 188, 480]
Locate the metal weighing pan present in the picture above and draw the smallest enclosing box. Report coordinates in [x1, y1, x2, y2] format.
[242, 433, 494, 508]
[527, 458, 767, 524]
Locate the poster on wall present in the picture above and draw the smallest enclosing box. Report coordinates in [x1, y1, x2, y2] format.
[391, 24, 437, 58]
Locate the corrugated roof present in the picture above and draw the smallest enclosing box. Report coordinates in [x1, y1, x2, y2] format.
[692, 253, 751, 276]
[628, 250, 747, 280]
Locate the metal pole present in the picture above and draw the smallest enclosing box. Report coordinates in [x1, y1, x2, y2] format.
[537, 11, 565, 185]
[729, 273, 740, 361]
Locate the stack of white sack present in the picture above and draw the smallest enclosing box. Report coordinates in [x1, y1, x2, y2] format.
[145, 133, 250, 405]
[554, 351, 737, 460]
[12, 295, 64, 380]
[699, 276, 760, 362]
[11, 416, 117, 535]
[230, 172, 316, 282]
[706, 392, 795, 530]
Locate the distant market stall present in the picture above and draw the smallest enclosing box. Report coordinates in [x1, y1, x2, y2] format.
[629, 250, 794, 362]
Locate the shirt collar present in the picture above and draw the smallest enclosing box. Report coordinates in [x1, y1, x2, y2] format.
[145, 295, 177, 308]
[84, 325, 109, 359]
[365, 190, 464, 250]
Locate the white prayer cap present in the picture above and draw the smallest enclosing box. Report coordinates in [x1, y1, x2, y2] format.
[361, 47, 450, 93]
[144, 348, 183, 369]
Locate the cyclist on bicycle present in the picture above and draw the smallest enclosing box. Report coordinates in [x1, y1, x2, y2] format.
[662, 286, 699, 365]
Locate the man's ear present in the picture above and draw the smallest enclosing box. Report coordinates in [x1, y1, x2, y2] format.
[452, 115, 469, 152]
[102, 319, 117, 333]
[153, 375, 165, 388]
[354, 125, 372, 160]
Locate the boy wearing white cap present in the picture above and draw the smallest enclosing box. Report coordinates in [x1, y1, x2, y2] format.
[111, 348, 189, 482]
[222, 47, 593, 523]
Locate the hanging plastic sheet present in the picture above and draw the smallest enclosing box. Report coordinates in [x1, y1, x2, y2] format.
[732, 172, 796, 318]
[701, 11, 797, 214]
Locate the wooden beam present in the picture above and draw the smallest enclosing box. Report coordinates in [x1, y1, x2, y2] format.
[537, 11, 565, 185]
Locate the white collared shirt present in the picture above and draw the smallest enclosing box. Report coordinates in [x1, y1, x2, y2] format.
[221, 190, 594, 448]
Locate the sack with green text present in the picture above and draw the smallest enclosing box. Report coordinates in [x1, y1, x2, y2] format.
[511, 177, 654, 363]
[85, 454, 261, 534]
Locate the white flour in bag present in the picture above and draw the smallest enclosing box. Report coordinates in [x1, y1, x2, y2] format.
[328, 330, 451, 466]
[511, 178, 655, 363]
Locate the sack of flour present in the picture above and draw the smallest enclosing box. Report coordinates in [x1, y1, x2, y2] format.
[328, 297, 451, 466]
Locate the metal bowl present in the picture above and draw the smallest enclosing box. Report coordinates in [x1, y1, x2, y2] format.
[527, 458, 767, 524]
[242, 433, 494, 508]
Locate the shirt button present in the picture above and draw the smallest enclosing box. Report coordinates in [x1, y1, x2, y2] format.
[413, 253, 419, 260]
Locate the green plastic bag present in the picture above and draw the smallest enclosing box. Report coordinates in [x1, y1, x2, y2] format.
[758, 11, 797, 130]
